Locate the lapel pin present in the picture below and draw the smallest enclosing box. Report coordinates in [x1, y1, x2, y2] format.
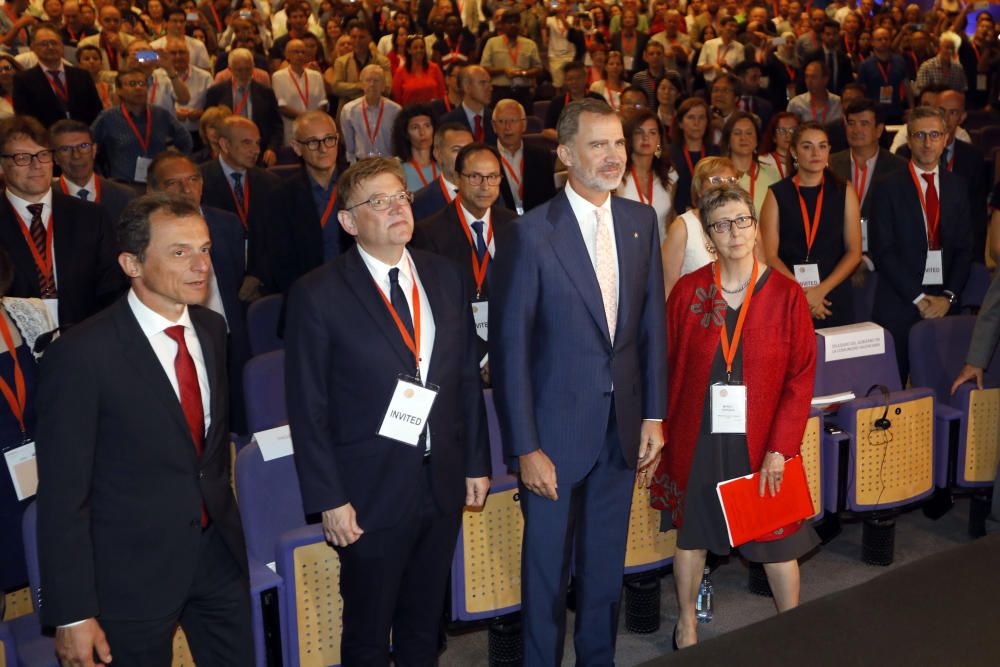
[633, 232, 639, 238]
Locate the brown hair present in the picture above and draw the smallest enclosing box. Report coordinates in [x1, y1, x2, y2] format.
[337, 157, 407, 209]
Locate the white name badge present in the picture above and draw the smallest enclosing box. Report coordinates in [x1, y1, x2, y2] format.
[134, 156, 152, 183]
[860, 217, 869, 253]
[42, 298, 59, 327]
[977, 74, 988, 91]
[923, 249, 943, 285]
[471, 300, 488, 341]
[378, 377, 438, 446]
[879, 84, 893, 104]
[4, 441, 37, 501]
[711, 384, 747, 434]
[624, 55, 635, 71]
[516, 205, 525, 216]
[759, 75, 770, 89]
[794, 263, 821, 288]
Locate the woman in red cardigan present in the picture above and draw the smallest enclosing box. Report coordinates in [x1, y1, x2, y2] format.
[650, 185, 818, 650]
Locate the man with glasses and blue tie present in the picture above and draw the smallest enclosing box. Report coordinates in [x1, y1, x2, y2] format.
[49, 119, 136, 224]
[869, 105, 973, 381]
[286, 156, 490, 665]
[0, 116, 124, 329]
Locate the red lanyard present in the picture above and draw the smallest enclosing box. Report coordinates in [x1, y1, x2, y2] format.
[438, 176, 455, 203]
[500, 152, 523, 199]
[631, 166, 653, 206]
[232, 80, 250, 115]
[875, 59, 891, 84]
[793, 174, 824, 261]
[443, 95, 452, 112]
[373, 256, 422, 371]
[713, 257, 759, 377]
[319, 185, 337, 228]
[772, 152, 786, 179]
[683, 145, 700, 174]
[908, 163, 939, 249]
[843, 35, 854, 58]
[147, 76, 158, 106]
[505, 37, 519, 65]
[121, 104, 151, 154]
[810, 96, 828, 123]
[605, 85, 621, 110]
[454, 196, 494, 297]
[9, 202, 55, 289]
[446, 35, 461, 57]
[208, 3, 222, 32]
[411, 159, 438, 188]
[622, 32, 636, 56]
[852, 157, 868, 202]
[784, 63, 796, 83]
[229, 173, 250, 229]
[0, 312, 26, 434]
[362, 98, 385, 147]
[289, 69, 310, 108]
[3, 4, 27, 43]
[970, 42, 981, 64]
[102, 33, 119, 70]
[59, 175, 102, 203]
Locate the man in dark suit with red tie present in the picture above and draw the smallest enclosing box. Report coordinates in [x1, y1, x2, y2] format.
[285, 157, 490, 664]
[869, 106, 973, 380]
[12, 25, 104, 128]
[36, 193, 252, 666]
[0, 117, 124, 329]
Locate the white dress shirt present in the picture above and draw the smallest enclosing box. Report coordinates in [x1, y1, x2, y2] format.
[272, 67, 328, 144]
[176, 65, 214, 133]
[911, 162, 940, 304]
[148, 68, 179, 117]
[6, 189, 58, 286]
[127, 289, 212, 432]
[498, 142, 524, 212]
[850, 150, 879, 206]
[151, 35, 212, 71]
[564, 180, 620, 294]
[59, 173, 97, 201]
[460, 202, 495, 256]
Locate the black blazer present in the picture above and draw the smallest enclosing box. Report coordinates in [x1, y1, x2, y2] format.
[610, 31, 650, 74]
[439, 104, 497, 145]
[199, 159, 281, 291]
[285, 246, 490, 529]
[0, 193, 125, 329]
[203, 80, 283, 154]
[12, 65, 104, 128]
[52, 175, 136, 226]
[411, 177, 453, 221]
[35, 299, 248, 625]
[828, 148, 906, 219]
[269, 167, 354, 294]
[498, 142, 557, 214]
[738, 95, 774, 133]
[868, 166, 973, 330]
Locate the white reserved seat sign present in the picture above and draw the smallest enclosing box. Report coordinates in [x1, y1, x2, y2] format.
[254, 424, 293, 461]
[816, 321, 886, 362]
[378, 378, 438, 446]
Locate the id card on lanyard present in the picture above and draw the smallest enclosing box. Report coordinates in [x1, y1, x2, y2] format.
[453, 196, 493, 339]
[710, 259, 758, 434]
[791, 175, 824, 289]
[0, 314, 36, 500]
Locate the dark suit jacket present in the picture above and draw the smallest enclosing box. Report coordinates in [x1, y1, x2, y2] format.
[498, 142, 557, 214]
[610, 31, 650, 74]
[35, 299, 248, 625]
[203, 80, 283, 154]
[490, 191, 667, 482]
[808, 49, 853, 94]
[199, 158, 281, 291]
[439, 104, 497, 145]
[868, 166, 973, 333]
[285, 246, 490, 529]
[829, 148, 906, 219]
[52, 175, 136, 226]
[738, 95, 774, 133]
[411, 177, 454, 221]
[12, 65, 103, 128]
[0, 192, 125, 328]
[269, 167, 354, 294]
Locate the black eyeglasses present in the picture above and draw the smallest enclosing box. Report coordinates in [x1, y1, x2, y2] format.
[708, 214, 755, 234]
[911, 130, 944, 142]
[461, 172, 503, 186]
[54, 142, 95, 155]
[294, 134, 338, 151]
[0, 150, 55, 166]
[345, 190, 413, 212]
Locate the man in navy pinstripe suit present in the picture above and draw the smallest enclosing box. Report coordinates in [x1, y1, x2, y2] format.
[490, 99, 668, 666]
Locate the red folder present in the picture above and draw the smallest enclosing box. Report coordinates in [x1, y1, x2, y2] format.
[715, 455, 814, 547]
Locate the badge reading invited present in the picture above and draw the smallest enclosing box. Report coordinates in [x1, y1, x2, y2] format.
[378, 378, 438, 446]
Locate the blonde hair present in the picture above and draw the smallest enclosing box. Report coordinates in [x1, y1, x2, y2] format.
[691, 156, 736, 206]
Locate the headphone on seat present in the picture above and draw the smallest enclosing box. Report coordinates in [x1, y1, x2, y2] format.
[865, 384, 892, 431]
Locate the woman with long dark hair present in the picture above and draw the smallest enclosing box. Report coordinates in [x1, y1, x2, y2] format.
[670, 97, 720, 215]
[760, 121, 862, 327]
[759, 111, 800, 179]
[393, 102, 439, 192]
[617, 109, 678, 242]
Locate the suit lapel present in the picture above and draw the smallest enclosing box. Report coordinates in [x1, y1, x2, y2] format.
[0, 202, 43, 295]
[610, 197, 633, 342]
[342, 247, 416, 370]
[546, 191, 611, 342]
[51, 195, 74, 293]
[411, 252, 447, 384]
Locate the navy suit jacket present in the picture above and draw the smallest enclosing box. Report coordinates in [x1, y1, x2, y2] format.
[203, 80, 283, 154]
[439, 104, 497, 144]
[285, 246, 490, 529]
[868, 166, 973, 332]
[498, 142, 557, 214]
[490, 190, 667, 483]
[411, 177, 455, 222]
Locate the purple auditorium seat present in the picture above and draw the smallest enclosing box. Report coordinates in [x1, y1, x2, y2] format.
[243, 350, 287, 434]
[814, 327, 902, 397]
[247, 294, 284, 357]
[960, 263, 992, 312]
[7, 503, 57, 667]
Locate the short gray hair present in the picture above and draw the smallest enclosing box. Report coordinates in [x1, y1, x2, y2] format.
[698, 184, 756, 233]
[906, 105, 946, 134]
[556, 98, 616, 145]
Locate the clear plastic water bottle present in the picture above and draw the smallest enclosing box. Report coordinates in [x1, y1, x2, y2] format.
[695, 567, 714, 623]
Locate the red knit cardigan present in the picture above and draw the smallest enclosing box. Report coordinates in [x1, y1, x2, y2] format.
[649, 264, 817, 536]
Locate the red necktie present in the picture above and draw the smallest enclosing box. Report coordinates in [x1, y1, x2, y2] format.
[921, 173, 940, 250]
[164, 325, 208, 527]
[47, 70, 69, 103]
[474, 114, 484, 142]
[26, 203, 56, 298]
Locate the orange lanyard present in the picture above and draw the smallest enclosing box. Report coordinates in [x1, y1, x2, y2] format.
[232, 80, 250, 115]
[500, 152, 523, 198]
[373, 256, 422, 372]
[3, 4, 27, 43]
[208, 3, 222, 32]
[843, 35, 854, 58]
[446, 35, 461, 57]
[875, 59, 891, 84]
[411, 159, 438, 188]
[970, 42, 981, 64]
[784, 63, 796, 84]
[102, 33, 119, 70]
[852, 157, 868, 202]
[438, 176, 455, 203]
[289, 69, 310, 108]
[443, 95, 452, 112]
[229, 173, 249, 229]
[362, 98, 385, 147]
[0, 312, 26, 434]
[121, 104, 151, 154]
[631, 166, 653, 206]
[793, 174, 824, 261]
[59, 175, 102, 203]
[454, 196, 494, 298]
[319, 185, 337, 228]
[147, 77, 158, 105]
[772, 152, 786, 179]
[908, 162, 939, 249]
[9, 202, 55, 289]
[809, 96, 827, 123]
[622, 32, 636, 56]
[505, 37, 519, 65]
[713, 257, 759, 378]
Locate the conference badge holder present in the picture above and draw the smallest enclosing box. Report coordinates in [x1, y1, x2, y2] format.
[711, 383, 747, 434]
[377, 374, 439, 447]
[793, 263, 821, 289]
[923, 249, 943, 286]
[3, 439, 37, 501]
[471, 299, 488, 342]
